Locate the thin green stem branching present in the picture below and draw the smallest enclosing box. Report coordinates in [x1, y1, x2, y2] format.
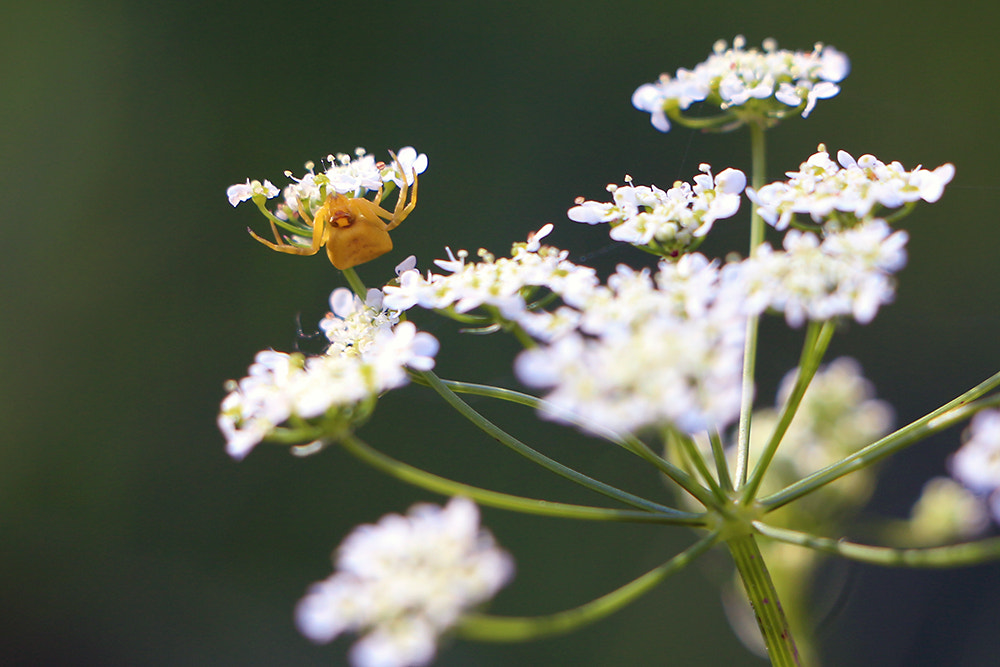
[754, 522, 1000, 568]
[740, 320, 834, 504]
[413, 370, 706, 515]
[457, 531, 721, 641]
[761, 375, 1000, 511]
[338, 433, 702, 524]
[413, 371, 718, 508]
[735, 120, 769, 489]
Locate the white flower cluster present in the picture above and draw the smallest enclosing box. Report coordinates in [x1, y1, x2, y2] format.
[737, 219, 908, 326]
[568, 165, 746, 251]
[226, 146, 428, 216]
[747, 146, 955, 230]
[516, 254, 747, 436]
[296, 497, 514, 667]
[949, 410, 1000, 524]
[382, 225, 599, 340]
[632, 36, 849, 132]
[321, 288, 400, 356]
[218, 291, 438, 460]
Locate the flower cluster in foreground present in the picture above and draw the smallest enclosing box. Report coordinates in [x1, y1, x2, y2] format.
[296, 497, 514, 667]
[632, 36, 849, 132]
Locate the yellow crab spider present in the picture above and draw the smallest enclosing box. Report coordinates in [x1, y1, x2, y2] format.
[249, 157, 418, 270]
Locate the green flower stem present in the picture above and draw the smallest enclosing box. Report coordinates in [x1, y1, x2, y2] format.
[761, 373, 1000, 512]
[457, 531, 721, 641]
[670, 428, 728, 503]
[338, 433, 697, 525]
[735, 120, 769, 489]
[413, 371, 717, 509]
[754, 522, 1000, 568]
[413, 369, 703, 516]
[341, 266, 368, 299]
[728, 532, 800, 667]
[709, 429, 735, 493]
[740, 321, 834, 504]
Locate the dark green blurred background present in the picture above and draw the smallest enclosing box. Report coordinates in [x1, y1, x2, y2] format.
[3, 1, 999, 665]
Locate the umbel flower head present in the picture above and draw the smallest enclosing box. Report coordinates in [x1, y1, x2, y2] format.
[217, 288, 438, 460]
[632, 36, 849, 132]
[568, 164, 746, 257]
[296, 497, 514, 667]
[747, 145, 955, 231]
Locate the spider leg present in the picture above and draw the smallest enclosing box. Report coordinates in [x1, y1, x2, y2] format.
[385, 165, 418, 232]
[247, 202, 326, 256]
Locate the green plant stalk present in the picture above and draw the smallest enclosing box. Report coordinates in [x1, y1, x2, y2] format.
[735, 120, 769, 488]
[671, 428, 728, 503]
[414, 369, 715, 511]
[708, 429, 735, 494]
[761, 375, 1000, 511]
[338, 433, 701, 525]
[754, 522, 1000, 568]
[740, 320, 834, 504]
[341, 266, 368, 299]
[728, 532, 800, 666]
[412, 372, 717, 508]
[457, 531, 721, 641]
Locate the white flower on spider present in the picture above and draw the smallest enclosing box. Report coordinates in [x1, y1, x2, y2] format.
[384, 146, 429, 187]
[747, 145, 955, 230]
[226, 179, 280, 207]
[239, 147, 425, 226]
[326, 148, 385, 195]
[568, 166, 746, 252]
[633, 36, 849, 132]
[296, 497, 514, 667]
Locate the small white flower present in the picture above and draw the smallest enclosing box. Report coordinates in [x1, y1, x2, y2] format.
[226, 179, 279, 207]
[296, 498, 514, 667]
[384, 146, 429, 187]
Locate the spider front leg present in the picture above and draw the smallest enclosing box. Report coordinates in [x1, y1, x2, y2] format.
[385, 164, 418, 232]
[247, 200, 328, 256]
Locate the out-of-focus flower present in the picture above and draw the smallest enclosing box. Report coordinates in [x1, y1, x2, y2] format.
[950, 409, 1000, 524]
[735, 219, 908, 326]
[296, 497, 514, 667]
